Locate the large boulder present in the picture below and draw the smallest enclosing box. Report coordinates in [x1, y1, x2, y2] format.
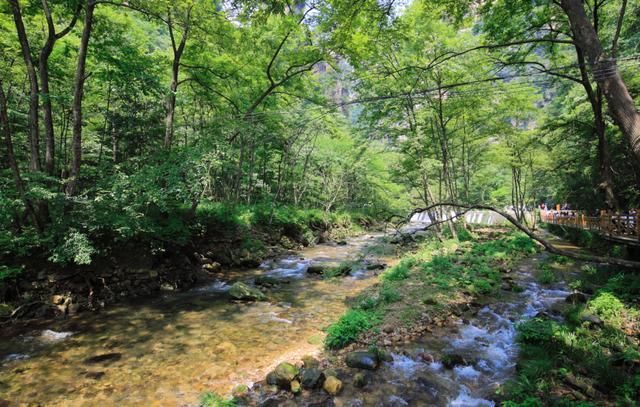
[345, 351, 379, 370]
[229, 282, 266, 301]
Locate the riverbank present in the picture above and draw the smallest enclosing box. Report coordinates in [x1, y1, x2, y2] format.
[220, 227, 639, 406]
[0, 205, 378, 322]
[224, 227, 540, 405]
[0, 231, 399, 405]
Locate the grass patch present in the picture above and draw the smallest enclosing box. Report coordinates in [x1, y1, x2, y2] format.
[324, 309, 381, 349]
[200, 392, 237, 407]
[324, 228, 538, 349]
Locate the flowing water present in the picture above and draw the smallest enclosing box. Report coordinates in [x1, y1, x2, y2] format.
[333, 253, 572, 406]
[0, 234, 390, 406]
[0, 232, 574, 406]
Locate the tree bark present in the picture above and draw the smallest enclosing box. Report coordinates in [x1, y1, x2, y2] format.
[164, 9, 190, 149]
[39, 0, 81, 175]
[560, 0, 640, 164]
[0, 80, 42, 231]
[67, 1, 96, 196]
[9, 0, 41, 172]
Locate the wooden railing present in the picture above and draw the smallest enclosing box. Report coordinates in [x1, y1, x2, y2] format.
[541, 210, 640, 241]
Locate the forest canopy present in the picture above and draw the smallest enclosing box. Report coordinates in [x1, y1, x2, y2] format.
[1, 0, 639, 267]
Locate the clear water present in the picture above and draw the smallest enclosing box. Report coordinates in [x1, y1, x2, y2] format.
[0, 235, 572, 406]
[0, 235, 386, 406]
[333, 254, 571, 406]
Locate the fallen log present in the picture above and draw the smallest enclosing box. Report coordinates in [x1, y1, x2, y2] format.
[399, 202, 640, 269]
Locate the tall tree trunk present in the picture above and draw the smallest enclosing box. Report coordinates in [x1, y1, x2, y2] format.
[164, 59, 180, 149]
[575, 46, 619, 210]
[561, 0, 640, 164]
[0, 80, 42, 231]
[9, 0, 41, 172]
[40, 37, 56, 175]
[594, 86, 619, 210]
[163, 10, 190, 149]
[39, 0, 81, 175]
[67, 1, 95, 196]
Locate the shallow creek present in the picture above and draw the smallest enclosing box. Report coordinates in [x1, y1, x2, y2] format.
[0, 234, 574, 406]
[0, 235, 389, 406]
[333, 253, 572, 406]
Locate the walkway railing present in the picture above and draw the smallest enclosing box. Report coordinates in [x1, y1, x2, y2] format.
[541, 210, 640, 241]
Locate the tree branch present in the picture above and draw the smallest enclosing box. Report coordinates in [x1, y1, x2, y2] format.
[398, 202, 640, 269]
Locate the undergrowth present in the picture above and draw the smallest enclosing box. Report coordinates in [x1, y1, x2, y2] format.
[504, 263, 640, 405]
[324, 228, 538, 349]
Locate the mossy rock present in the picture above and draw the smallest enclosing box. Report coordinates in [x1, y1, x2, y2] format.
[345, 351, 379, 370]
[323, 375, 342, 395]
[229, 282, 266, 301]
[267, 362, 299, 388]
[232, 383, 250, 398]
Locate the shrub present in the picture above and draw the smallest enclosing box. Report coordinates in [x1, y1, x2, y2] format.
[589, 292, 624, 321]
[517, 318, 560, 345]
[379, 281, 402, 303]
[381, 258, 414, 281]
[538, 267, 556, 285]
[325, 309, 380, 349]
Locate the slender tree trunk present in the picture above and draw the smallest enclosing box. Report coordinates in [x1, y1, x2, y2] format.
[164, 10, 190, 149]
[9, 0, 41, 171]
[594, 86, 619, 210]
[40, 42, 55, 175]
[561, 0, 640, 164]
[67, 1, 95, 196]
[164, 59, 180, 149]
[0, 80, 42, 231]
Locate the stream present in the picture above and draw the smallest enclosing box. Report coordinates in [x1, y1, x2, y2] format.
[0, 234, 390, 406]
[332, 253, 572, 406]
[0, 232, 573, 406]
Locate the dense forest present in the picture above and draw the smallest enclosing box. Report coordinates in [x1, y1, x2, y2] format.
[1, 0, 639, 271]
[1, 0, 640, 405]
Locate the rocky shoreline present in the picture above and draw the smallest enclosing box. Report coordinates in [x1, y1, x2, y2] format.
[0, 223, 369, 322]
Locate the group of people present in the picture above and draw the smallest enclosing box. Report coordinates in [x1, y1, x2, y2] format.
[538, 201, 638, 235]
[538, 202, 575, 217]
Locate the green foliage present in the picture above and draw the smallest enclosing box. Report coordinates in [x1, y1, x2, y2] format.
[324, 309, 380, 349]
[379, 281, 402, 303]
[48, 229, 96, 266]
[199, 392, 237, 407]
[537, 264, 556, 285]
[506, 265, 640, 405]
[588, 292, 624, 321]
[0, 265, 23, 283]
[517, 318, 562, 345]
[380, 258, 414, 281]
